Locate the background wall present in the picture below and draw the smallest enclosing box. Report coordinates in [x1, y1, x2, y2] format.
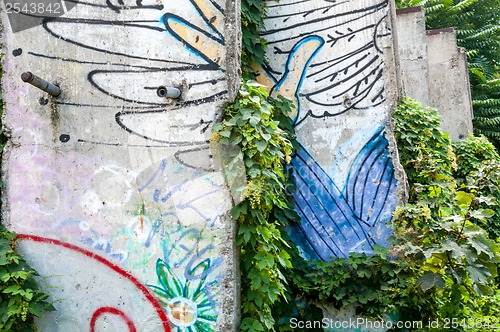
[396, 7, 474, 141]
[1, 0, 240, 331]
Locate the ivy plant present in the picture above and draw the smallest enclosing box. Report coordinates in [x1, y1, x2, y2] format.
[453, 135, 500, 240]
[392, 98, 500, 322]
[0, 227, 55, 331]
[241, 0, 268, 74]
[212, 81, 297, 331]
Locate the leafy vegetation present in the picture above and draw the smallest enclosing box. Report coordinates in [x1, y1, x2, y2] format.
[392, 99, 500, 320]
[241, 0, 268, 74]
[453, 135, 500, 240]
[395, 0, 500, 149]
[212, 81, 298, 331]
[0, 228, 56, 331]
[221, 2, 311, 331]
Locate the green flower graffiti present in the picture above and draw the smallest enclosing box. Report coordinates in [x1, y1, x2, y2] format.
[149, 258, 218, 331]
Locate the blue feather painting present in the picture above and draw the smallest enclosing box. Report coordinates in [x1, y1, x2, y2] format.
[156, 0, 400, 263]
[258, 0, 399, 262]
[288, 127, 396, 261]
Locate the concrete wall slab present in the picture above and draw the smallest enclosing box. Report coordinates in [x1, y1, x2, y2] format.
[1, 0, 240, 330]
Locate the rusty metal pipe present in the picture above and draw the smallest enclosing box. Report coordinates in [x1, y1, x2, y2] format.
[157, 86, 181, 99]
[21, 72, 61, 97]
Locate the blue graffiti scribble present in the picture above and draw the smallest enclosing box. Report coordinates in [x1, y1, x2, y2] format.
[81, 236, 129, 263]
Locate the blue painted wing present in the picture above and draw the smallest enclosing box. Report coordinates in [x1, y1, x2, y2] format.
[288, 126, 397, 261]
[344, 127, 397, 247]
[289, 145, 375, 260]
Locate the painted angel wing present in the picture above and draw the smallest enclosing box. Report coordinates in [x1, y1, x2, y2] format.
[289, 145, 374, 260]
[344, 126, 397, 247]
[288, 126, 397, 260]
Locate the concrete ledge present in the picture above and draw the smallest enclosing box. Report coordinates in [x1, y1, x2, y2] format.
[396, 6, 423, 15]
[426, 27, 455, 35]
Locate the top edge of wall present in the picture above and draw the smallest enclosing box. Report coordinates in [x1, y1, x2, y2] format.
[426, 27, 455, 35]
[395, 6, 423, 15]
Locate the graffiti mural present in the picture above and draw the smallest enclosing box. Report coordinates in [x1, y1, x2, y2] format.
[17, 235, 171, 332]
[1, 0, 237, 330]
[257, 0, 399, 260]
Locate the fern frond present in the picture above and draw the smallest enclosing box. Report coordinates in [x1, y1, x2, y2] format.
[474, 107, 500, 118]
[470, 68, 487, 83]
[473, 128, 500, 139]
[461, 25, 500, 40]
[473, 116, 500, 129]
[451, 0, 479, 12]
[473, 99, 500, 107]
[424, 3, 447, 14]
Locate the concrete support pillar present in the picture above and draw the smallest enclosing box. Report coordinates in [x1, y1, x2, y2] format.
[427, 28, 474, 140]
[395, 7, 474, 140]
[396, 7, 431, 106]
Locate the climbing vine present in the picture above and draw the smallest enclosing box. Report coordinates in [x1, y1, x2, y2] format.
[212, 81, 297, 331]
[391, 98, 500, 323]
[211, 1, 307, 331]
[240, 0, 268, 73]
[453, 135, 500, 240]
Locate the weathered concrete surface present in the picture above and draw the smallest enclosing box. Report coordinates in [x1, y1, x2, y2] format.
[395, 7, 473, 140]
[396, 7, 431, 105]
[257, 0, 405, 325]
[258, 0, 404, 261]
[427, 28, 474, 140]
[1, 0, 240, 331]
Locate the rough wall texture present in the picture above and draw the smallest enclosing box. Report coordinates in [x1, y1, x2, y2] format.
[396, 7, 474, 140]
[395, 7, 431, 105]
[1, 0, 240, 331]
[427, 28, 473, 140]
[257, 0, 404, 261]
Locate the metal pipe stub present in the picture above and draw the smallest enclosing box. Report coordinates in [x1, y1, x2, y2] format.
[157, 86, 181, 99]
[21, 71, 61, 97]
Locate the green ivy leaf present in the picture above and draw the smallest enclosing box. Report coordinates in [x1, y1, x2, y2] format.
[240, 318, 265, 331]
[466, 264, 492, 285]
[469, 208, 495, 220]
[2, 284, 21, 294]
[219, 130, 231, 138]
[255, 252, 275, 269]
[468, 234, 497, 259]
[456, 191, 474, 206]
[417, 271, 445, 291]
[255, 140, 267, 152]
